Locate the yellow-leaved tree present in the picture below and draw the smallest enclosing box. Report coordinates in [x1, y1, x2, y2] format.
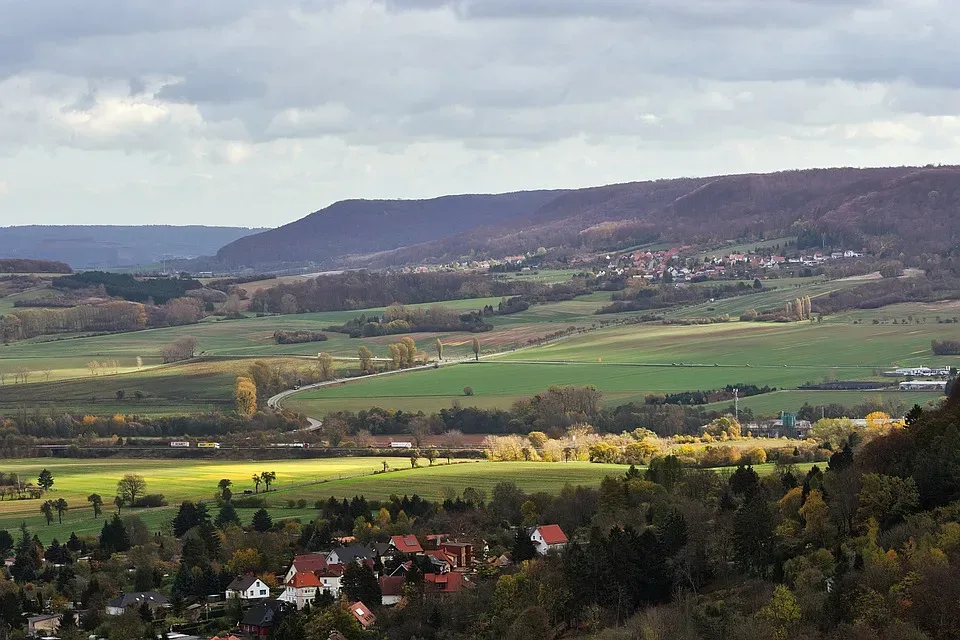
[235, 376, 258, 417]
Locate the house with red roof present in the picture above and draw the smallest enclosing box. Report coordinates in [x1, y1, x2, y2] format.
[278, 571, 321, 610]
[390, 534, 423, 554]
[439, 541, 474, 568]
[530, 525, 568, 555]
[379, 575, 406, 606]
[348, 601, 377, 629]
[283, 553, 328, 583]
[424, 572, 472, 594]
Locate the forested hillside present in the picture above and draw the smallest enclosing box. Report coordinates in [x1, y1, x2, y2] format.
[217, 166, 960, 271]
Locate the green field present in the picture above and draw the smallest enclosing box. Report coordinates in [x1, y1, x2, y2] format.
[286, 315, 960, 417]
[0, 458, 627, 543]
[704, 389, 944, 415]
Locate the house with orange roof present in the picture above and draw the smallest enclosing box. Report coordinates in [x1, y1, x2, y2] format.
[390, 534, 423, 554]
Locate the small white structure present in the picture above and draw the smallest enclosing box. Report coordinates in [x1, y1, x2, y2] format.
[225, 576, 270, 600]
[899, 380, 947, 391]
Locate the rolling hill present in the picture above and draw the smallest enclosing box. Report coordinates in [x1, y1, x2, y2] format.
[0, 225, 261, 269]
[220, 165, 960, 270]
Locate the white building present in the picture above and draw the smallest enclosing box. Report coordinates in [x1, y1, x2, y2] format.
[225, 576, 270, 600]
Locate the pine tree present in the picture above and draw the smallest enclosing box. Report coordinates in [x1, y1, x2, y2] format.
[251, 508, 273, 532]
[214, 502, 240, 529]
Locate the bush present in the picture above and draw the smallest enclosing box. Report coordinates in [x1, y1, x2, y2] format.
[463, 386, 474, 396]
[287, 499, 296, 508]
[232, 496, 268, 509]
[296, 499, 307, 509]
[133, 494, 167, 508]
[932, 339, 960, 355]
[273, 330, 328, 344]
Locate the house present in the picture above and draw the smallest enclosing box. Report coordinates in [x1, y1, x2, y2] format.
[349, 601, 377, 629]
[424, 572, 471, 594]
[284, 553, 329, 583]
[530, 525, 568, 555]
[225, 576, 270, 600]
[105, 591, 169, 616]
[422, 550, 454, 574]
[316, 564, 346, 597]
[390, 534, 423, 555]
[27, 613, 60, 637]
[241, 600, 287, 637]
[327, 545, 375, 565]
[278, 571, 321, 610]
[439, 542, 474, 568]
[380, 575, 406, 606]
[489, 552, 513, 568]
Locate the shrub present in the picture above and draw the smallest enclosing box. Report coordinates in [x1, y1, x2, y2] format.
[133, 494, 167, 508]
[273, 330, 328, 344]
[232, 496, 268, 509]
[463, 386, 474, 396]
[296, 499, 307, 509]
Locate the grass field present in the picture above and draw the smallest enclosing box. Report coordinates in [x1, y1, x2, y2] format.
[285, 313, 960, 417]
[703, 389, 944, 415]
[0, 458, 628, 542]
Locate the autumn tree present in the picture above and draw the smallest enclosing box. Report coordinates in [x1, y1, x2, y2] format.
[357, 346, 374, 373]
[160, 336, 198, 363]
[251, 474, 262, 494]
[435, 338, 443, 361]
[472, 337, 480, 361]
[318, 352, 335, 381]
[400, 337, 417, 367]
[235, 376, 257, 417]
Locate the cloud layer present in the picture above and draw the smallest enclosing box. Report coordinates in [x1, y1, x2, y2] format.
[0, 0, 958, 226]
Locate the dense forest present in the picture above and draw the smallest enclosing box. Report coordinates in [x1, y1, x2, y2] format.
[52, 272, 202, 305]
[249, 271, 603, 314]
[0, 259, 71, 274]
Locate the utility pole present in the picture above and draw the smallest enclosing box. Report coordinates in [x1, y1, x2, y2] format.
[733, 388, 739, 423]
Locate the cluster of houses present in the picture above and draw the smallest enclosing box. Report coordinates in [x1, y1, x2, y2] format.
[225, 526, 567, 638]
[603, 245, 867, 284]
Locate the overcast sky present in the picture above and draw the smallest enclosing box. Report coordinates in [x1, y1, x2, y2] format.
[0, 0, 957, 227]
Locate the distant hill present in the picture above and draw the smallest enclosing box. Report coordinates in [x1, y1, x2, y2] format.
[215, 191, 563, 269]
[215, 166, 960, 270]
[0, 225, 260, 269]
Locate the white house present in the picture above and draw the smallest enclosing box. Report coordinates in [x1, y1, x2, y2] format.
[284, 553, 328, 584]
[105, 591, 169, 616]
[530, 525, 568, 556]
[277, 572, 321, 610]
[316, 565, 345, 597]
[225, 576, 270, 600]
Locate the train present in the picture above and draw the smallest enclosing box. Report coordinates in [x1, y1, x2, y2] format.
[169, 441, 221, 449]
[269, 442, 309, 448]
[390, 441, 413, 449]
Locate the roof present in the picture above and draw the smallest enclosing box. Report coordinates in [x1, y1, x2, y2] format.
[424, 572, 471, 593]
[28, 614, 61, 622]
[390, 534, 423, 554]
[424, 550, 455, 567]
[291, 553, 329, 573]
[241, 601, 284, 627]
[380, 575, 406, 597]
[348, 601, 376, 628]
[226, 576, 262, 591]
[328, 632, 348, 640]
[329, 545, 374, 564]
[288, 572, 321, 588]
[534, 525, 568, 545]
[317, 564, 345, 577]
[107, 591, 169, 609]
